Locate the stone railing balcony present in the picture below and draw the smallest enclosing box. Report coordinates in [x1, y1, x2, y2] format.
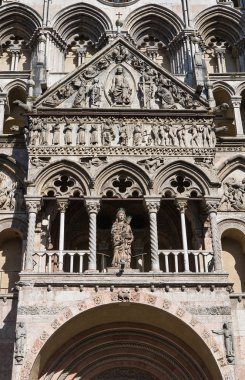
[158, 250, 214, 273]
[33, 250, 90, 273]
[31, 250, 213, 274]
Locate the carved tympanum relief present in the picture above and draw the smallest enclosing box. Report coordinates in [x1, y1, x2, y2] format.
[39, 41, 206, 111]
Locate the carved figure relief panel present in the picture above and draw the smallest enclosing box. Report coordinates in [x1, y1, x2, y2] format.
[0, 171, 24, 212]
[219, 170, 245, 211]
[28, 116, 216, 149]
[39, 41, 206, 111]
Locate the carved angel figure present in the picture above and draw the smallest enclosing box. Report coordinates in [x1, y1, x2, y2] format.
[155, 77, 177, 109]
[73, 78, 87, 108]
[102, 120, 115, 145]
[111, 208, 134, 269]
[110, 67, 132, 106]
[88, 78, 101, 107]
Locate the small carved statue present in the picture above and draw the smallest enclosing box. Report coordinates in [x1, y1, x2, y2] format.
[155, 76, 177, 109]
[188, 123, 199, 147]
[90, 124, 99, 145]
[102, 120, 115, 145]
[77, 121, 86, 145]
[151, 123, 160, 145]
[212, 323, 235, 363]
[88, 78, 101, 107]
[73, 77, 87, 108]
[30, 119, 42, 146]
[111, 208, 134, 269]
[53, 123, 60, 145]
[64, 124, 73, 145]
[14, 322, 26, 364]
[40, 122, 49, 145]
[119, 122, 128, 146]
[110, 67, 132, 106]
[138, 70, 154, 108]
[133, 122, 142, 146]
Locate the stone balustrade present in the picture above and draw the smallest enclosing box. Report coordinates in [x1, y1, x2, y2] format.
[31, 249, 213, 273]
[33, 250, 90, 273]
[158, 250, 214, 273]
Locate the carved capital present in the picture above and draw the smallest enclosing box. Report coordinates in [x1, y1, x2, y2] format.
[85, 199, 101, 214]
[145, 198, 161, 213]
[25, 198, 42, 214]
[205, 199, 220, 214]
[57, 198, 69, 212]
[175, 198, 188, 213]
[231, 96, 242, 108]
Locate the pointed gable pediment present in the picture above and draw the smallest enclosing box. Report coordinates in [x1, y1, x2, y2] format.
[36, 36, 209, 111]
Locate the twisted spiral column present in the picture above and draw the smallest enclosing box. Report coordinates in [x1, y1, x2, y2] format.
[85, 199, 100, 271]
[145, 200, 160, 272]
[206, 200, 223, 272]
[25, 198, 41, 271]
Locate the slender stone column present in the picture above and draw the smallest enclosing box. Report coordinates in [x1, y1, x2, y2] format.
[85, 199, 100, 271]
[205, 200, 223, 272]
[145, 199, 161, 272]
[0, 93, 7, 135]
[57, 198, 68, 271]
[25, 198, 42, 271]
[231, 96, 244, 136]
[176, 199, 190, 272]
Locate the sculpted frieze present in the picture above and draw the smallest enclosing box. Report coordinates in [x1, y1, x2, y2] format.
[38, 39, 207, 111]
[28, 116, 217, 150]
[0, 172, 24, 211]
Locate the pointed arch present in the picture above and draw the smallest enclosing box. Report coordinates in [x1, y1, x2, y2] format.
[212, 81, 235, 97]
[95, 160, 151, 197]
[217, 155, 245, 181]
[33, 160, 91, 196]
[124, 4, 184, 45]
[155, 161, 219, 196]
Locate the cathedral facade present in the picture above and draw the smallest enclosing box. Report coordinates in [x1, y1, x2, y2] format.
[0, 0, 245, 379]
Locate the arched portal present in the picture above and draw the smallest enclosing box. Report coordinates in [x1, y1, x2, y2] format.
[31, 303, 223, 380]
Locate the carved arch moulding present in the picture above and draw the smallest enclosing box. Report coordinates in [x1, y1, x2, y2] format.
[19, 290, 231, 380]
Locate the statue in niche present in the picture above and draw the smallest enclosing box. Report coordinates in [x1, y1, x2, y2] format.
[14, 322, 26, 364]
[138, 70, 154, 108]
[119, 122, 128, 146]
[151, 123, 160, 145]
[53, 123, 60, 145]
[102, 120, 115, 145]
[64, 124, 73, 145]
[111, 208, 134, 269]
[110, 67, 132, 106]
[88, 78, 101, 107]
[90, 124, 99, 145]
[73, 77, 87, 108]
[155, 76, 177, 109]
[212, 323, 235, 363]
[77, 121, 86, 145]
[30, 119, 42, 145]
[40, 122, 49, 145]
[133, 122, 143, 146]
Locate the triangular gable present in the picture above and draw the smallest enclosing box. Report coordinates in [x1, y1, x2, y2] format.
[36, 36, 209, 111]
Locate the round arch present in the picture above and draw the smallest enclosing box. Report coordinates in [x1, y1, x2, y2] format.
[0, 2, 41, 41]
[52, 3, 112, 43]
[23, 293, 229, 380]
[194, 6, 243, 44]
[125, 5, 184, 45]
[219, 220, 245, 292]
